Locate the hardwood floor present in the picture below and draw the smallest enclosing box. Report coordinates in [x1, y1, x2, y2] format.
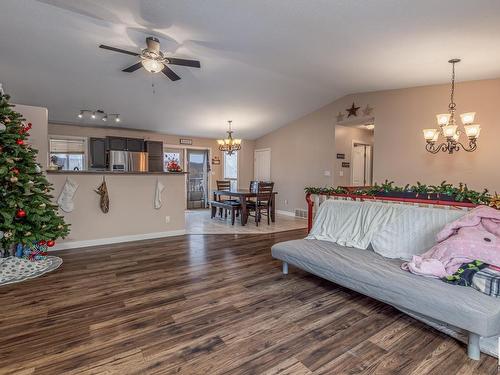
[0, 230, 497, 374]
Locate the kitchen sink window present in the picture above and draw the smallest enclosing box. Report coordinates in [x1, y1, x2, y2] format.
[49, 136, 87, 171]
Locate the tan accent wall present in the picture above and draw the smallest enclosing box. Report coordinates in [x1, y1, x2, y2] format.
[334, 126, 374, 186]
[256, 78, 500, 212]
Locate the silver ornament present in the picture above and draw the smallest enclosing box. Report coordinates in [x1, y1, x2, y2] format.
[35, 164, 42, 173]
[0, 230, 3, 239]
[0, 123, 5, 132]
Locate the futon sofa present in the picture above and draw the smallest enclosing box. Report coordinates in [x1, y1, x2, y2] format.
[271, 197, 500, 360]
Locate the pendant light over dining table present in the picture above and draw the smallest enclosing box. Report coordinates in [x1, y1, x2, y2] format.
[423, 59, 481, 154]
[217, 120, 241, 155]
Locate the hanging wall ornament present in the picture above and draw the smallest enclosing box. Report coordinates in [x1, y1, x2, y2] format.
[95, 177, 110, 213]
[346, 102, 360, 117]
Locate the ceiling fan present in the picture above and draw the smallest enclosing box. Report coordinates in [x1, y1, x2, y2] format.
[99, 37, 201, 81]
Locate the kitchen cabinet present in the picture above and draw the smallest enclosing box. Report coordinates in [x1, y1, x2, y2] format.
[106, 136, 127, 151]
[145, 140, 164, 172]
[106, 137, 144, 152]
[126, 138, 145, 152]
[89, 137, 107, 169]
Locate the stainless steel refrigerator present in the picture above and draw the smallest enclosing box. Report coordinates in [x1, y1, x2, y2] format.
[109, 151, 148, 172]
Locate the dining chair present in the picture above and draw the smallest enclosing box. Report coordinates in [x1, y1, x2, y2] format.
[247, 181, 274, 226]
[215, 180, 240, 219]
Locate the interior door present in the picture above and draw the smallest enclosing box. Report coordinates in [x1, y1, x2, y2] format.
[351, 143, 372, 186]
[254, 149, 271, 181]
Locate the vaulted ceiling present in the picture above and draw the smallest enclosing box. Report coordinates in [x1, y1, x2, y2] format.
[1, 0, 500, 139]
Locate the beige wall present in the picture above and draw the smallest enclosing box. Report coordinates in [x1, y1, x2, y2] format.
[18, 104, 49, 169]
[49, 123, 254, 190]
[18, 108, 188, 249]
[334, 126, 374, 186]
[48, 173, 185, 247]
[256, 78, 500, 212]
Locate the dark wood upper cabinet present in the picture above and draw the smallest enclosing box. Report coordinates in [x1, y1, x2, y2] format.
[89, 137, 107, 169]
[106, 136, 127, 151]
[145, 140, 163, 157]
[106, 137, 144, 152]
[126, 138, 145, 152]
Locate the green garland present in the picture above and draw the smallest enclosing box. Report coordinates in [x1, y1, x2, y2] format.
[305, 180, 491, 205]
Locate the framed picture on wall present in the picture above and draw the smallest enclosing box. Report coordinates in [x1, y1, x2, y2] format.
[179, 138, 193, 145]
[212, 156, 221, 165]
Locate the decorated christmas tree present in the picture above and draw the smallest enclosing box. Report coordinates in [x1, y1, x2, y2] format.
[0, 89, 69, 257]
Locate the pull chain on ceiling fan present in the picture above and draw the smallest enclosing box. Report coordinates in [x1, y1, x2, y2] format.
[99, 37, 201, 81]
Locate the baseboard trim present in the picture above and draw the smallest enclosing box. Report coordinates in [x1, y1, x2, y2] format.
[276, 209, 306, 218]
[51, 229, 187, 251]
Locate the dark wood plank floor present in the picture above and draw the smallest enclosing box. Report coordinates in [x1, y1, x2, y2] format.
[0, 230, 498, 374]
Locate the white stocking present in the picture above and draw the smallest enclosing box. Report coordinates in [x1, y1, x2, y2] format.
[57, 177, 79, 213]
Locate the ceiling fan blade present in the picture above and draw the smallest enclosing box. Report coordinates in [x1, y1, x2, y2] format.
[122, 62, 143, 73]
[161, 65, 181, 81]
[99, 44, 140, 56]
[166, 58, 201, 68]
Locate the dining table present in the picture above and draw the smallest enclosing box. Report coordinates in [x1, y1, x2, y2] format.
[212, 190, 278, 226]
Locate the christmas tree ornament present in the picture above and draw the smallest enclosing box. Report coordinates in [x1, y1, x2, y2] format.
[38, 240, 46, 245]
[16, 139, 24, 145]
[10, 176, 18, 183]
[16, 209, 26, 218]
[34, 164, 42, 173]
[47, 240, 55, 247]
[4, 117, 10, 123]
[6, 158, 14, 164]
[4, 231, 12, 238]
[24, 231, 31, 236]
[0, 231, 3, 239]
[0, 123, 5, 132]
[11, 168, 19, 175]
[39, 203, 46, 209]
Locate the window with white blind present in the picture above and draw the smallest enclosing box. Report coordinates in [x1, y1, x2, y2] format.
[49, 137, 87, 171]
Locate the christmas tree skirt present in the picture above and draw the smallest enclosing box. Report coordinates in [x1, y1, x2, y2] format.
[0, 256, 62, 286]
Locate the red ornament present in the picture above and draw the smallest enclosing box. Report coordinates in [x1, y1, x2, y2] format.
[47, 240, 55, 247]
[27, 122, 32, 129]
[38, 240, 47, 246]
[16, 139, 24, 145]
[11, 168, 19, 175]
[16, 209, 26, 218]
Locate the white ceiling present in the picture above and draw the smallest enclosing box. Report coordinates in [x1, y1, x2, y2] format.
[1, 0, 500, 140]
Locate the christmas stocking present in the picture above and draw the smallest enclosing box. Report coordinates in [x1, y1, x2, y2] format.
[154, 179, 165, 209]
[57, 177, 79, 213]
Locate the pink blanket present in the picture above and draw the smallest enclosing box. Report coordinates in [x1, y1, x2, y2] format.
[402, 205, 500, 278]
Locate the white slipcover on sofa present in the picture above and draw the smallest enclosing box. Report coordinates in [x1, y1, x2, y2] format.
[271, 199, 500, 360]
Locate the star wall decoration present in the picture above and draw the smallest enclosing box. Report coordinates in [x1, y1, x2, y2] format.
[336, 112, 345, 122]
[362, 105, 374, 116]
[346, 102, 360, 117]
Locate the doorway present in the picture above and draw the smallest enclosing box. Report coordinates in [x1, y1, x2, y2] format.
[254, 148, 271, 181]
[351, 143, 372, 186]
[186, 149, 209, 209]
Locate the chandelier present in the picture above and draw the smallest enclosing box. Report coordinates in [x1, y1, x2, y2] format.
[422, 59, 481, 154]
[217, 120, 241, 155]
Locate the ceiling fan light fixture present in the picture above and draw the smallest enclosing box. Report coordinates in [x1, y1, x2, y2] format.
[141, 58, 164, 73]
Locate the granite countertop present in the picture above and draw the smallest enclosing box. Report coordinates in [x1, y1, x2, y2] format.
[46, 170, 187, 175]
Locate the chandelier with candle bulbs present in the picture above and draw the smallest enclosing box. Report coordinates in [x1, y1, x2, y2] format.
[217, 120, 241, 155]
[423, 59, 481, 154]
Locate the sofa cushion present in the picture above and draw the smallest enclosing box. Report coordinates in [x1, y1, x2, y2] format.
[371, 205, 466, 260]
[271, 239, 500, 337]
